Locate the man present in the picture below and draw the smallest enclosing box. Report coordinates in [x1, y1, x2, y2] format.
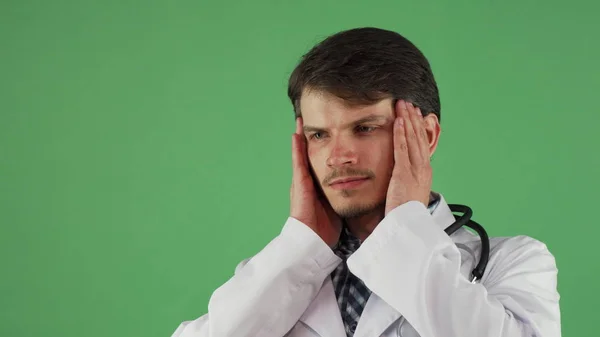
[171, 27, 561, 337]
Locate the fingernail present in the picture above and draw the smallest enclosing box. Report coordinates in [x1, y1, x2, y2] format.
[417, 108, 422, 116]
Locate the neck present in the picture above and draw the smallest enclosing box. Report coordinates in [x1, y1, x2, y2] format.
[344, 203, 385, 241]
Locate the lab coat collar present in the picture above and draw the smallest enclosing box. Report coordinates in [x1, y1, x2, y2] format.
[298, 192, 459, 336]
[431, 192, 459, 232]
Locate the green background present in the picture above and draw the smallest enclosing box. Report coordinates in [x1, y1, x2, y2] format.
[1, 0, 598, 336]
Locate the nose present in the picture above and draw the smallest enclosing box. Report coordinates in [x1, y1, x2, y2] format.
[325, 137, 358, 168]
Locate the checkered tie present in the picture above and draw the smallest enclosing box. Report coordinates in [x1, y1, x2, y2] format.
[331, 227, 371, 336]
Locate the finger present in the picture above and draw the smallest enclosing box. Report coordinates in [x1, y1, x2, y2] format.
[292, 126, 311, 185]
[393, 115, 409, 169]
[295, 117, 311, 174]
[290, 134, 303, 217]
[291, 134, 305, 180]
[292, 117, 304, 169]
[292, 133, 299, 177]
[403, 101, 423, 165]
[407, 103, 428, 165]
[413, 107, 431, 163]
[295, 117, 303, 135]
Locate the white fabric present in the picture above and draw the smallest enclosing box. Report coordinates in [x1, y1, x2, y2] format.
[170, 194, 561, 337]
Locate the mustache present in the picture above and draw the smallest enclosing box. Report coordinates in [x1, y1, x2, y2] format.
[322, 168, 376, 185]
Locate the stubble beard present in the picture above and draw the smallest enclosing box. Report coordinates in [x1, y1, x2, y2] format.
[332, 189, 386, 220]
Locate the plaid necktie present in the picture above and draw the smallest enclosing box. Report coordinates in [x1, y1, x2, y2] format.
[330, 193, 441, 336]
[331, 227, 369, 336]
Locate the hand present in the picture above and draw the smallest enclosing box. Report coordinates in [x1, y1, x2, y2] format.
[290, 117, 342, 248]
[385, 100, 432, 215]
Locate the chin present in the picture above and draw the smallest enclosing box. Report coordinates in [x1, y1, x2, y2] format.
[332, 199, 385, 219]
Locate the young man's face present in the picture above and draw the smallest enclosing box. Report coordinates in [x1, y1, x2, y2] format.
[300, 89, 396, 219]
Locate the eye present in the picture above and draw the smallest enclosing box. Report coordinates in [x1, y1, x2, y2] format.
[356, 125, 376, 133]
[309, 132, 326, 140]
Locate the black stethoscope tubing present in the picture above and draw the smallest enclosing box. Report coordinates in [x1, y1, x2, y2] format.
[445, 204, 490, 283]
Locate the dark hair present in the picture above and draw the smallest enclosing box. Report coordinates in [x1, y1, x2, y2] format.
[287, 27, 441, 123]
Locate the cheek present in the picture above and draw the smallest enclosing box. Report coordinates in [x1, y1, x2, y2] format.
[365, 137, 394, 173]
[307, 145, 316, 165]
[307, 144, 316, 158]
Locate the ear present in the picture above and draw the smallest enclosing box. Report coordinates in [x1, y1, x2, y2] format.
[423, 113, 441, 159]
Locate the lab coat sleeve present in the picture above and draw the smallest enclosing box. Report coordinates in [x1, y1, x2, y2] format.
[171, 217, 341, 337]
[347, 201, 561, 337]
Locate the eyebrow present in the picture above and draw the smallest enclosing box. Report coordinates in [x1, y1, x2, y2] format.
[303, 114, 389, 133]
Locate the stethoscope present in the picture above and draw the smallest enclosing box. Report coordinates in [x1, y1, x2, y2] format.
[444, 204, 490, 283]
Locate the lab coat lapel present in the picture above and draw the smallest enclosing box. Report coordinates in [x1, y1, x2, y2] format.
[298, 277, 345, 336]
[353, 194, 459, 337]
[353, 293, 402, 337]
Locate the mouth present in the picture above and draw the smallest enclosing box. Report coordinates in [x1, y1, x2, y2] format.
[328, 176, 370, 190]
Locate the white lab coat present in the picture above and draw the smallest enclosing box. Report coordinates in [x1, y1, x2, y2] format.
[171, 194, 561, 337]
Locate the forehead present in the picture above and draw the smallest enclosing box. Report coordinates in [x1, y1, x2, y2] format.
[299, 89, 394, 125]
